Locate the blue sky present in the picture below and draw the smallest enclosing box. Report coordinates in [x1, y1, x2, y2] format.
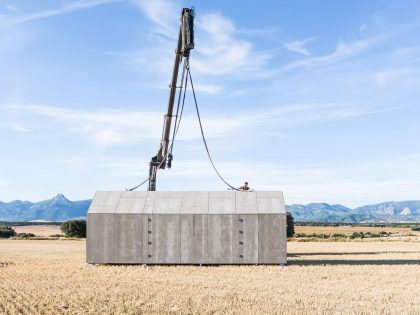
[0, 0, 419, 207]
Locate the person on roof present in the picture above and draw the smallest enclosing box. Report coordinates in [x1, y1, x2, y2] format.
[238, 182, 250, 191]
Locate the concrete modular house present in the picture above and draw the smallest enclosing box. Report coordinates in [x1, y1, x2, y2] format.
[87, 191, 287, 265]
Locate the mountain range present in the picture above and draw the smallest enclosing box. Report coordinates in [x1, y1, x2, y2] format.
[0, 194, 419, 223]
[287, 201, 420, 223]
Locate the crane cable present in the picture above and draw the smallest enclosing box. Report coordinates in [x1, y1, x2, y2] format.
[127, 59, 189, 191]
[169, 57, 189, 154]
[187, 66, 240, 191]
[128, 60, 240, 192]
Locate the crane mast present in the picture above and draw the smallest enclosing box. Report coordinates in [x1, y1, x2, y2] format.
[148, 8, 195, 191]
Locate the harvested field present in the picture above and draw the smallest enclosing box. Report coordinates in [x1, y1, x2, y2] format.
[295, 225, 413, 235]
[13, 225, 62, 237]
[0, 240, 419, 314]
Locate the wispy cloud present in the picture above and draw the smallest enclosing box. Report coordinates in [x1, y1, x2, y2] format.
[0, 0, 121, 29]
[284, 36, 316, 55]
[167, 154, 420, 207]
[113, 3, 273, 93]
[193, 12, 273, 75]
[3, 122, 30, 132]
[372, 68, 420, 87]
[0, 180, 11, 187]
[54, 153, 420, 207]
[281, 35, 384, 72]
[129, 0, 178, 38]
[1, 101, 388, 147]
[2, 104, 251, 146]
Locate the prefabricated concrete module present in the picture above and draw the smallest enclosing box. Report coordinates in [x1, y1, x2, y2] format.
[87, 191, 287, 265]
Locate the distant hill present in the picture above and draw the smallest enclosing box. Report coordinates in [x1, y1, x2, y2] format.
[0, 195, 419, 222]
[0, 194, 90, 222]
[287, 200, 420, 223]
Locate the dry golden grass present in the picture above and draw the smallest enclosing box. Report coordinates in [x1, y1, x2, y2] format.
[13, 225, 62, 237]
[295, 225, 413, 235]
[0, 240, 419, 314]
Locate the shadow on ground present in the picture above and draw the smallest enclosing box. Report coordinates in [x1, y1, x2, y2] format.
[288, 251, 420, 256]
[287, 252, 420, 265]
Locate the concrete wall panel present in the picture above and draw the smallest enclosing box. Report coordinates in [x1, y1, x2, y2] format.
[115, 197, 146, 214]
[157, 192, 183, 198]
[121, 191, 148, 198]
[180, 206, 208, 214]
[114, 214, 142, 263]
[153, 198, 182, 214]
[180, 214, 208, 264]
[208, 215, 238, 264]
[236, 192, 258, 214]
[88, 205, 116, 214]
[256, 191, 284, 198]
[278, 214, 287, 264]
[142, 214, 153, 263]
[209, 192, 235, 214]
[143, 192, 156, 214]
[151, 214, 180, 263]
[182, 192, 209, 206]
[90, 191, 121, 207]
[181, 192, 209, 214]
[209, 191, 233, 199]
[257, 197, 285, 214]
[238, 215, 258, 264]
[86, 213, 115, 264]
[258, 214, 287, 264]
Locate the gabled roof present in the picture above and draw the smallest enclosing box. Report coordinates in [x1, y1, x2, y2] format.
[88, 191, 285, 214]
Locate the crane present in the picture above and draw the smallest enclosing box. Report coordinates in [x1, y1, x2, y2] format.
[148, 8, 195, 191]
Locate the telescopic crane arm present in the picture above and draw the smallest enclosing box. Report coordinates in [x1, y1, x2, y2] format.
[148, 8, 195, 191]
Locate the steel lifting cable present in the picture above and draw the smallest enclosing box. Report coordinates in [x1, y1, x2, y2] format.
[187, 67, 240, 191]
[169, 58, 189, 154]
[173, 63, 189, 138]
[128, 61, 240, 192]
[127, 60, 189, 191]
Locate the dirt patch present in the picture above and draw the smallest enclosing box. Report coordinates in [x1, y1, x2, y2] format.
[13, 225, 62, 237]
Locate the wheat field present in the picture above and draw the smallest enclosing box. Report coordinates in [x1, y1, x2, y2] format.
[295, 225, 413, 235]
[13, 225, 62, 237]
[0, 240, 419, 314]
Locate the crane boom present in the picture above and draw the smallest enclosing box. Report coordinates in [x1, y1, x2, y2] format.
[148, 8, 195, 191]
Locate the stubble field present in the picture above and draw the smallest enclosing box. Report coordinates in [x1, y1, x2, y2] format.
[294, 225, 413, 235]
[0, 239, 419, 314]
[13, 225, 62, 237]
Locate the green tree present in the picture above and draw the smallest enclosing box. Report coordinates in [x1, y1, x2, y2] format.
[0, 225, 17, 238]
[286, 212, 295, 237]
[60, 220, 86, 238]
[17, 233, 36, 238]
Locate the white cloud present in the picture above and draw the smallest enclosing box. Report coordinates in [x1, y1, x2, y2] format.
[284, 36, 316, 55]
[4, 122, 30, 132]
[281, 35, 384, 72]
[1, 104, 251, 146]
[192, 83, 224, 95]
[167, 154, 420, 207]
[113, 4, 273, 93]
[54, 153, 420, 207]
[193, 12, 272, 75]
[372, 68, 420, 87]
[1, 101, 388, 147]
[0, 180, 11, 186]
[0, 0, 121, 29]
[130, 0, 178, 38]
